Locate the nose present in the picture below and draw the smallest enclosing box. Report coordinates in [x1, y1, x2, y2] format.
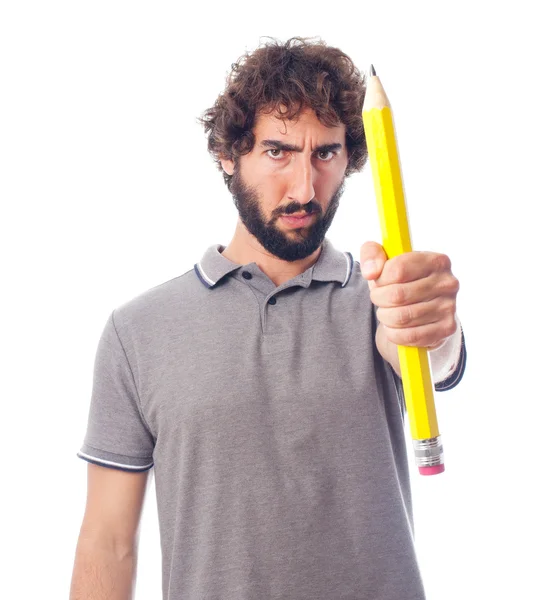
[287, 154, 316, 206]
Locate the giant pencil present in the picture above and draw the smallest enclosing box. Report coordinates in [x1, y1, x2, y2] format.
[362, 65, 444, 476]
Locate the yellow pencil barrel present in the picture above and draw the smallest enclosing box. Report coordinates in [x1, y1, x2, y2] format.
[362, 69, 444, 475]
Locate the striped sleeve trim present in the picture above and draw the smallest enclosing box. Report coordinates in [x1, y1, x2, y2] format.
[77, 447, 154, 472]
[434, 326, 467, 391]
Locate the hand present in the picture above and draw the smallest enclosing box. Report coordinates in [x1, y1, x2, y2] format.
[360, 241, 460, 352]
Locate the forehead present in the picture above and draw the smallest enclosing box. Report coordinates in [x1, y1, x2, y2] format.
[253, 106, 345, 139]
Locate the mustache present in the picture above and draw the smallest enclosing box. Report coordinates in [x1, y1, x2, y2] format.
[279, 203, 321, 216]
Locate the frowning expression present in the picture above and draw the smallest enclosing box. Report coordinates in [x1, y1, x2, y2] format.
[221, 106, 349, 261]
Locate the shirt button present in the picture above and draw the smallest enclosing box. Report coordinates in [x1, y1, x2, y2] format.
[268, 297, 277, 305]
[242, 271, 252, 280]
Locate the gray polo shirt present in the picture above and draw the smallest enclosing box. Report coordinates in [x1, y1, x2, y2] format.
[77, 237, 466, 600]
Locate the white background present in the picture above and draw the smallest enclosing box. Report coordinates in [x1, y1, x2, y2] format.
[2, 1, 536, 598]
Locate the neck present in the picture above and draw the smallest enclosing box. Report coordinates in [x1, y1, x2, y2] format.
[221, 220, 322, 287]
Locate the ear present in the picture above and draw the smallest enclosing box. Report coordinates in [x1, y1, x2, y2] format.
[220, 157, 235, 176]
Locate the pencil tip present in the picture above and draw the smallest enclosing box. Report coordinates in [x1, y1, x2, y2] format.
[370, 64, 376, 77]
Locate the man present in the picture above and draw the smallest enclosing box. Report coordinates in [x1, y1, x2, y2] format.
[70, 37, 466, 600]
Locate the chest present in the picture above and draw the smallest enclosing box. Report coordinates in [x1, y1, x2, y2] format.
[139, 297, 384, 461]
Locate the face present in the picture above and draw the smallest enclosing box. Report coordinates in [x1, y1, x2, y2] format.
[222, 106, 348, 262]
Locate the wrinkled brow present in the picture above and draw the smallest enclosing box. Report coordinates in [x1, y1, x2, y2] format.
[260, 139, 343, 153]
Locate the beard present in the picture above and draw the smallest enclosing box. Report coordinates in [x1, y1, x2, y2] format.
[229, 163, 346, 262]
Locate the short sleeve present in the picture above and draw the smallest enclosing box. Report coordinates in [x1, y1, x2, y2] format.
[433, 320, 467, 391]
[77, 310, 155, 472]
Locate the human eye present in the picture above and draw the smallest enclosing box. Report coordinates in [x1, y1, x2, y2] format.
[266, 148, 285, 160]
[316, 150, 335, 161]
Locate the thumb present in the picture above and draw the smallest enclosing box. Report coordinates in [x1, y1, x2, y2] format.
[360, 241, 387, 280]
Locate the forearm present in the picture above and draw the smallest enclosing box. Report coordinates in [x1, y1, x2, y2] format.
[69, 540, 137, 600]
[377, 314, 463, 384]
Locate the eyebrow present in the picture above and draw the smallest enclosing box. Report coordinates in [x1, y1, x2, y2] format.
[259, 139, 343, 154]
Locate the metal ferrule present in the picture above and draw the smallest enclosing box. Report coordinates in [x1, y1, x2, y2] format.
[413, 436, 444, 468]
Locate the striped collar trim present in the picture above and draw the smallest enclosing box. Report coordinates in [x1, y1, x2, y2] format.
[194, 237, 354, 289]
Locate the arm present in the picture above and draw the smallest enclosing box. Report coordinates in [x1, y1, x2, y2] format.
[376, 314, 463, 384]
[69, 463, 151, 600]
[69, 541, 136, 600]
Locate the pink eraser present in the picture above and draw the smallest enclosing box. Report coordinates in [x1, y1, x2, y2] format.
[419, 464, 445, 476]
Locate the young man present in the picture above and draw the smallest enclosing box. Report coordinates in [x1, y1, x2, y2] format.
[71, 37, 466, 600]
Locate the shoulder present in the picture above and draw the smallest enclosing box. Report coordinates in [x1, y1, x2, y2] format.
[112, 268, 201, 334]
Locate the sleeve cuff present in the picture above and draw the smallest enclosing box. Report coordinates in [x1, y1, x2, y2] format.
[77, 444, 154, 472]
[433, 322, 467, 391]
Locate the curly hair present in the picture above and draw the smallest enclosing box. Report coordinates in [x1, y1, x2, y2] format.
[197, 36, 368, 190]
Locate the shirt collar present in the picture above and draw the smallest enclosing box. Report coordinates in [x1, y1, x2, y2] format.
[194, 237, 354, 289]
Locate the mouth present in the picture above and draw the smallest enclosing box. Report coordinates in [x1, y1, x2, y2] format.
[280, 212, 318, 229]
